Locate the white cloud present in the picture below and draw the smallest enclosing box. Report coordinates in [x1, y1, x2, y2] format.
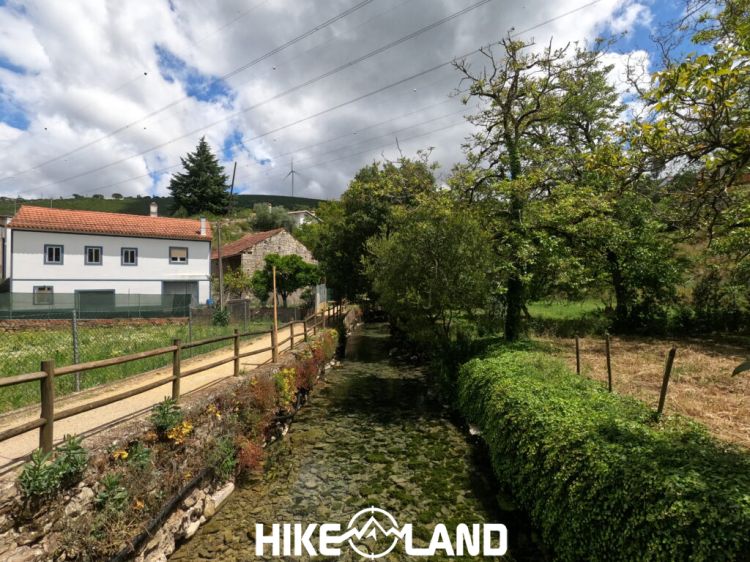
[0, 0, 657, 201]
[609, 1, 653, 34]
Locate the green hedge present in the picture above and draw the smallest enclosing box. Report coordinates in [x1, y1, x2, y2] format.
[457, 349, 750, 561]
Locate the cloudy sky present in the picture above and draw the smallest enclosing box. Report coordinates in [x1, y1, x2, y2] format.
[0, 0, 681, 201]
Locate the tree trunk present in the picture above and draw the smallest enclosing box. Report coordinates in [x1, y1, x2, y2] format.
[504, 275, 524, 341]
[606, 250, 629, 327]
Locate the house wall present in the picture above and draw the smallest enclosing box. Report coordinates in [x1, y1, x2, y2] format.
[10, 230, 211, 302]
[238, 230, 316, 276]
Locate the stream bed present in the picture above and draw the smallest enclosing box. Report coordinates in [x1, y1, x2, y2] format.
[170, 324, 544, 561]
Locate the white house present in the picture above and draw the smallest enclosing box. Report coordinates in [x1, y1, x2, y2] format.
[0, 205, 212, 310]
[286, 210, 321, 228]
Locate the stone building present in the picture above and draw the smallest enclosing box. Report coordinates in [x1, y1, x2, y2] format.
[211, 228, 316, 304]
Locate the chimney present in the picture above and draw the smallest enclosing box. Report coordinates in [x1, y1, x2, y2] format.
[199, 217, 207, 236]
[150, 202, 158, 217]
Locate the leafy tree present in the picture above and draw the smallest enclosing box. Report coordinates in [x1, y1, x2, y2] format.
[250, 203, 296, 231]
[454, 38, 624, 340]
[304, 155, 437, 301]
[366, 195, 493, 343]
[168, 136, 230, 215]
[111, 193, 123, 199]
[250, 254, 319, 308]
[223, 267, 253, 299]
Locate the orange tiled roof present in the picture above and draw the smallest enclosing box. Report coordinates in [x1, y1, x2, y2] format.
[10, 205, 212, 241]
[211, 228, 284, 259]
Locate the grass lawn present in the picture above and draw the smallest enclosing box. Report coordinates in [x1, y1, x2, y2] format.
[527, 298, 605, 320]
[0, 319, 272, 413]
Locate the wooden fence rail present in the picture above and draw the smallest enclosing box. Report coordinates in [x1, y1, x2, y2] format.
[0, 301, 346, 455]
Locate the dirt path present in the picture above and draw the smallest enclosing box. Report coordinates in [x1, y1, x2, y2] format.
[0, 323, 306, 467]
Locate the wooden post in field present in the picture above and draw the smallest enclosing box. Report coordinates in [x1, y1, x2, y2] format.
[656, 347, 677, 419]
[605, 333, 612, 392]
[172, 339, 181, 400]
[575, 336, 581, 375]
[40, 360, 55, 453]
[272, 265, 279, 363]
[233, 329, 240, 376]
[290, 322, 295, 350]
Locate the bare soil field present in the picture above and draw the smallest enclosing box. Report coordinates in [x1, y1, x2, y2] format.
[541, 335, 750, 449]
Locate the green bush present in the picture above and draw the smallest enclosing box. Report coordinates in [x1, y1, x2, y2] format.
[458, 348, 750, 561]
[18, 435, 88, 503]
[212, 307, 230, 327]
[149, 398, 183, 434]
[207, 436, 237, 480]
[94, 473, 129, 512]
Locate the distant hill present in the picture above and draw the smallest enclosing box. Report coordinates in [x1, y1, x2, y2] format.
[0, 194, 324, 217]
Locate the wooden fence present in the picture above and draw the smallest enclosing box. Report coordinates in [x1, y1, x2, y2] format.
[0, 302, 346, 455]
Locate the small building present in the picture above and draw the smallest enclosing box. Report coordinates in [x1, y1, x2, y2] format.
[287, 210, 321, 228]
[211, 228, 316, 303]
[0, 205, 212, 310]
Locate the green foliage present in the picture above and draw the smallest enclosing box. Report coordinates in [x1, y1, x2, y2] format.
[18, 450, 60, 502]
[149, 398, 184, 435]
[207, 436, 237, 480]
[366, 195, 494, 343]
[250, 203, 296, 231]
[18, 435, 88, 503]
[168, 136, 231, 215]
[212, 306, 230, 326]
[55, 435, 88, 488]
[303, 155, 437, 300]
[458, 349, 750, 561]
[126, 442, 152, 470]
[223, 267, 253, 299]
[94, 473, 129, 512]
[250, 253, 319, 308]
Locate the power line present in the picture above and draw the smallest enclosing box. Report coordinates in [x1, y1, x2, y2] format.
[9, 0, 603, 199]
[19, 0, 494, 194]
[0, 0, 378, 183]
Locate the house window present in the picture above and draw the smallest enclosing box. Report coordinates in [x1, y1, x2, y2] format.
[33, 286, 54, 305]
[44, 245, 63, 264]
[121, 247, 138, 266]
[169, 246, 188, 264]
[85, 246, 103, 265]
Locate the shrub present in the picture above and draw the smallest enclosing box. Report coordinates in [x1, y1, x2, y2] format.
[126, 442, 151, 470]
[237, 438, 264, 475]
[18, 450, 59, 503]
[149, 398, 184, 435]
[295, 357, 318, 391]
[55, 435, 88, 488]
[212, 307, 230, 327]
[94, 473, 129, 512]
[18, 435, 88, 504]
[274, 368, 296, 407]
[207, 436, 237, 481]
[458, 348, 750, 561]
[248, 374, 278, 413]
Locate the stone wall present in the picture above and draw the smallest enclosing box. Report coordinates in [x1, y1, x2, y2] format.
[239, 231, 316, 306]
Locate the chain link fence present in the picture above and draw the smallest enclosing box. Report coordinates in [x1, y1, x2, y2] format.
[0, 299, 312, 413]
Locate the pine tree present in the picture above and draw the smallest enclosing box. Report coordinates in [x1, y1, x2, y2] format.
[168, 137, 230, 215]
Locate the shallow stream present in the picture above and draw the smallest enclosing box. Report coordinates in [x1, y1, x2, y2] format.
[170, 324, 543, 561]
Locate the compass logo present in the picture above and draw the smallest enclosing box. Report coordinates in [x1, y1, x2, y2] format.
[254, 506, 508, 558]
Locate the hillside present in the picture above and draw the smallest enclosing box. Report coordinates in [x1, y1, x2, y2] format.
[0, 194, 323, 217]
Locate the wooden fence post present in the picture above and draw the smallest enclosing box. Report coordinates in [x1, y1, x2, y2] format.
[303, 319, 308, 342]
[272, 265, 279, 363]
[40, 360, 55, 453]
[172, 339, 181, 401]
[605, 333, 613, 392]
[290, 322, 295, 350]
[656, 347, 677, 419]
[233, 329, 240, 376]
[271, 327, 278, 363]
[575, 336, 581, 375]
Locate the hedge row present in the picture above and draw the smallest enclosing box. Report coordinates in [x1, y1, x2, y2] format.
[457, 349, 750, 561]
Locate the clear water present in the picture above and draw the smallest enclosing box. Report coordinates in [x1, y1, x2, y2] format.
[170, 324, 544, 561]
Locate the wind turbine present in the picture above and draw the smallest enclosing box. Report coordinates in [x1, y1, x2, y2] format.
[284, 157, 299, 198]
